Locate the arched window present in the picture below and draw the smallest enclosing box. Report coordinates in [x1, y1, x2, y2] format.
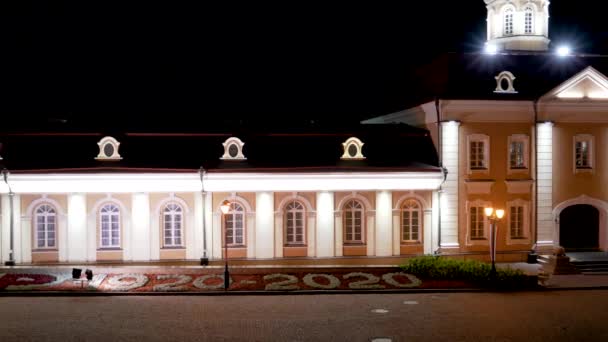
[34, 204, 56, 249]
[504, 8, 514, 35]
[163, 203, 183, 247]
[224, 202, 245, 246]
[401, 199, 421, 242]
[343, 200, 364, 244]
[100, 204, 120, 248]
[524, 7, 534, 34]
[284, 200, 305, 245]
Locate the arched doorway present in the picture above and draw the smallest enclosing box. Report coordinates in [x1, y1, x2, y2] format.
[559, 204, 600, 251]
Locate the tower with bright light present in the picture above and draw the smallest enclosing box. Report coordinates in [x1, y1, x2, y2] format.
[485, 0, 550, 52]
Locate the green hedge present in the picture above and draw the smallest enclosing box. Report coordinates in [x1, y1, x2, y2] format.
[401, 255, 532, 289]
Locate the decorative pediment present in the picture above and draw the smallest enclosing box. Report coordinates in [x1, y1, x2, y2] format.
[542, 66, 608, 100]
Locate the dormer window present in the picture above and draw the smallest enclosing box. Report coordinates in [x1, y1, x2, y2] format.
[494, 71, 518, 94]
[341, 137, 365, 160]
[221, 137, 247, 160]
[95, 136, 122, 161]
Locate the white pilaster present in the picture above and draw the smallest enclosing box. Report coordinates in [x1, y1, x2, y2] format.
[131, 193, 151, 261]
[537, 122, 554, 246]
[193, 192, 204, 259]
[430, 191, 440, 254]
[246, 212, 256, 259]
[11, 194, 22, 263]
[423, 209, 433, 254]
[150, 201, 161, 261]
[68, 194, 88, 262]
[20, 214, 32, 263]
[0, 196, 3, 263]
[307, 212, 316, 257]
[185, 196, 196, 260]
[392, 214, 400, 256]
[255, 192, 274, 259]
[212, 212, 222, 259]
[204, 192, 213, 258]
[57, 211, 68, 262]
[316, 191, 335, 257]
[274, 211, 284, 258]
[374, 191, 391, 256]
[441, 121, 460, 248]
[334, 211, 343, 257]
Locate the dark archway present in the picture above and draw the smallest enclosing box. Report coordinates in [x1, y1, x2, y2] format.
[560, 204, 600, 251]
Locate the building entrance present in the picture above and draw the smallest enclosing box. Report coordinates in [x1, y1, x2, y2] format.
[560, 204, 600, 251]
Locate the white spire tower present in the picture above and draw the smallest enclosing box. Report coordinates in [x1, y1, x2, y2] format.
[485, 0, 550, 52]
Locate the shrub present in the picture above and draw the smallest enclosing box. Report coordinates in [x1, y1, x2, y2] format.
[400, 255, 531, 289]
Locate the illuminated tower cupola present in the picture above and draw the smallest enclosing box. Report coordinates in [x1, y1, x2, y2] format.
[485, 0, 550, 52]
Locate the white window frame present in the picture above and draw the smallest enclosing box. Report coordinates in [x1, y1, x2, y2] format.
[34, 204, 57, 249]
[400, 199, 422, 243]
[507, 134, 529, 173]
[467, 134, 490, 175]
[506, 199, 530, 245]
[573, 134, 594, 174]
[162, 203, 184, 248]
[343, 199, 365, 244]
[466, 200, 491, 246]
[223, 202, 245, 247]
[284, 200, 306, 245]
[494, 71, 518, 94]
[99, 203, 121, 248]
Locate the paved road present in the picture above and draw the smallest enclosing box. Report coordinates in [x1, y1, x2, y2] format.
[1, 291, 607, 341]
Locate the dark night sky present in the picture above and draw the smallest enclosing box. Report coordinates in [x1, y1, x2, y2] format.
[1, 1, 607, 129]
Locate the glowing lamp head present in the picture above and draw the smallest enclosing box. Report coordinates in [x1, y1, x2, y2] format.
[484, 207, 494, 217]
[220, 200, 231, 214]
[496, 209, 505, 219]
[484, 43, 498, 55]
[557, 45, 571, 57]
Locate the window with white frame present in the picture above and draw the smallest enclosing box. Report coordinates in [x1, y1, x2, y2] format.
[34, 204, 56, 249]
[507, 199, 530, 243]
[508, 134, 529, 170]
[100, 204, 121, 248]
[343, 200, 364, 244]
[401, 199, 421, 242]
[224, 202, 245, 246]
[504, 8, 514, 35]
[574, 134, 594, 170]
[284, 200, 305, 245]
[524, 7, 534, 34]
[469, 206, 486, 240]
[468, 134, 489, 172]
[163, 203, 183, 247]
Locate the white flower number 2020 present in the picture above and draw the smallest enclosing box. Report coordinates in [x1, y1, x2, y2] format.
[302, 274, 341, 289]
[263, 274, 299, 290]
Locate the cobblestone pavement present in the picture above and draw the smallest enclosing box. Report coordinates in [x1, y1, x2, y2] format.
[1, 291, 607, 341]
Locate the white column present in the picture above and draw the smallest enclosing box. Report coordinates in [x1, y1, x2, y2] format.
[246, 212, 256, 259]
[441, 121, 460, 248]
[307, 212, 316, 257]
[334, 212, 343, 257]
[20, 214, 32, 263]
[423, 209, 433, 254]
[316, 191, 335, 257]
[204, 192, 213, 258]
[537, 122, 554, 247]
[58, 213, 68, 262]
[185, 196, 196, 260]
[193, 192, 204, 259]
[68, 194, 88, 262]
[150, 201, 160, 261]
[255, 192, 274, 259]
[430, 191, 440, 254]
[375, 191, 392, 256]
[131, 193, 151, 261]
[274, 211, 284, 258]
[12, 194, 22, 263]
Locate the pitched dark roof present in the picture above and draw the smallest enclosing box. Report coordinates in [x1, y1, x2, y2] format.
[409, 52, 608, 103]
[0, 124, 440, 174]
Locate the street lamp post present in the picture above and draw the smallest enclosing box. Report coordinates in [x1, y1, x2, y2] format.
[484, 207, 504, 281]
[220, 200, 231, 290]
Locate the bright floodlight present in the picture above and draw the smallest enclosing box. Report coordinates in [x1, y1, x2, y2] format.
[557, 45, 571, 57]
[484, 207, 494, 217]
[485, 43, 498, 55]
[220, 200, 231, 214]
